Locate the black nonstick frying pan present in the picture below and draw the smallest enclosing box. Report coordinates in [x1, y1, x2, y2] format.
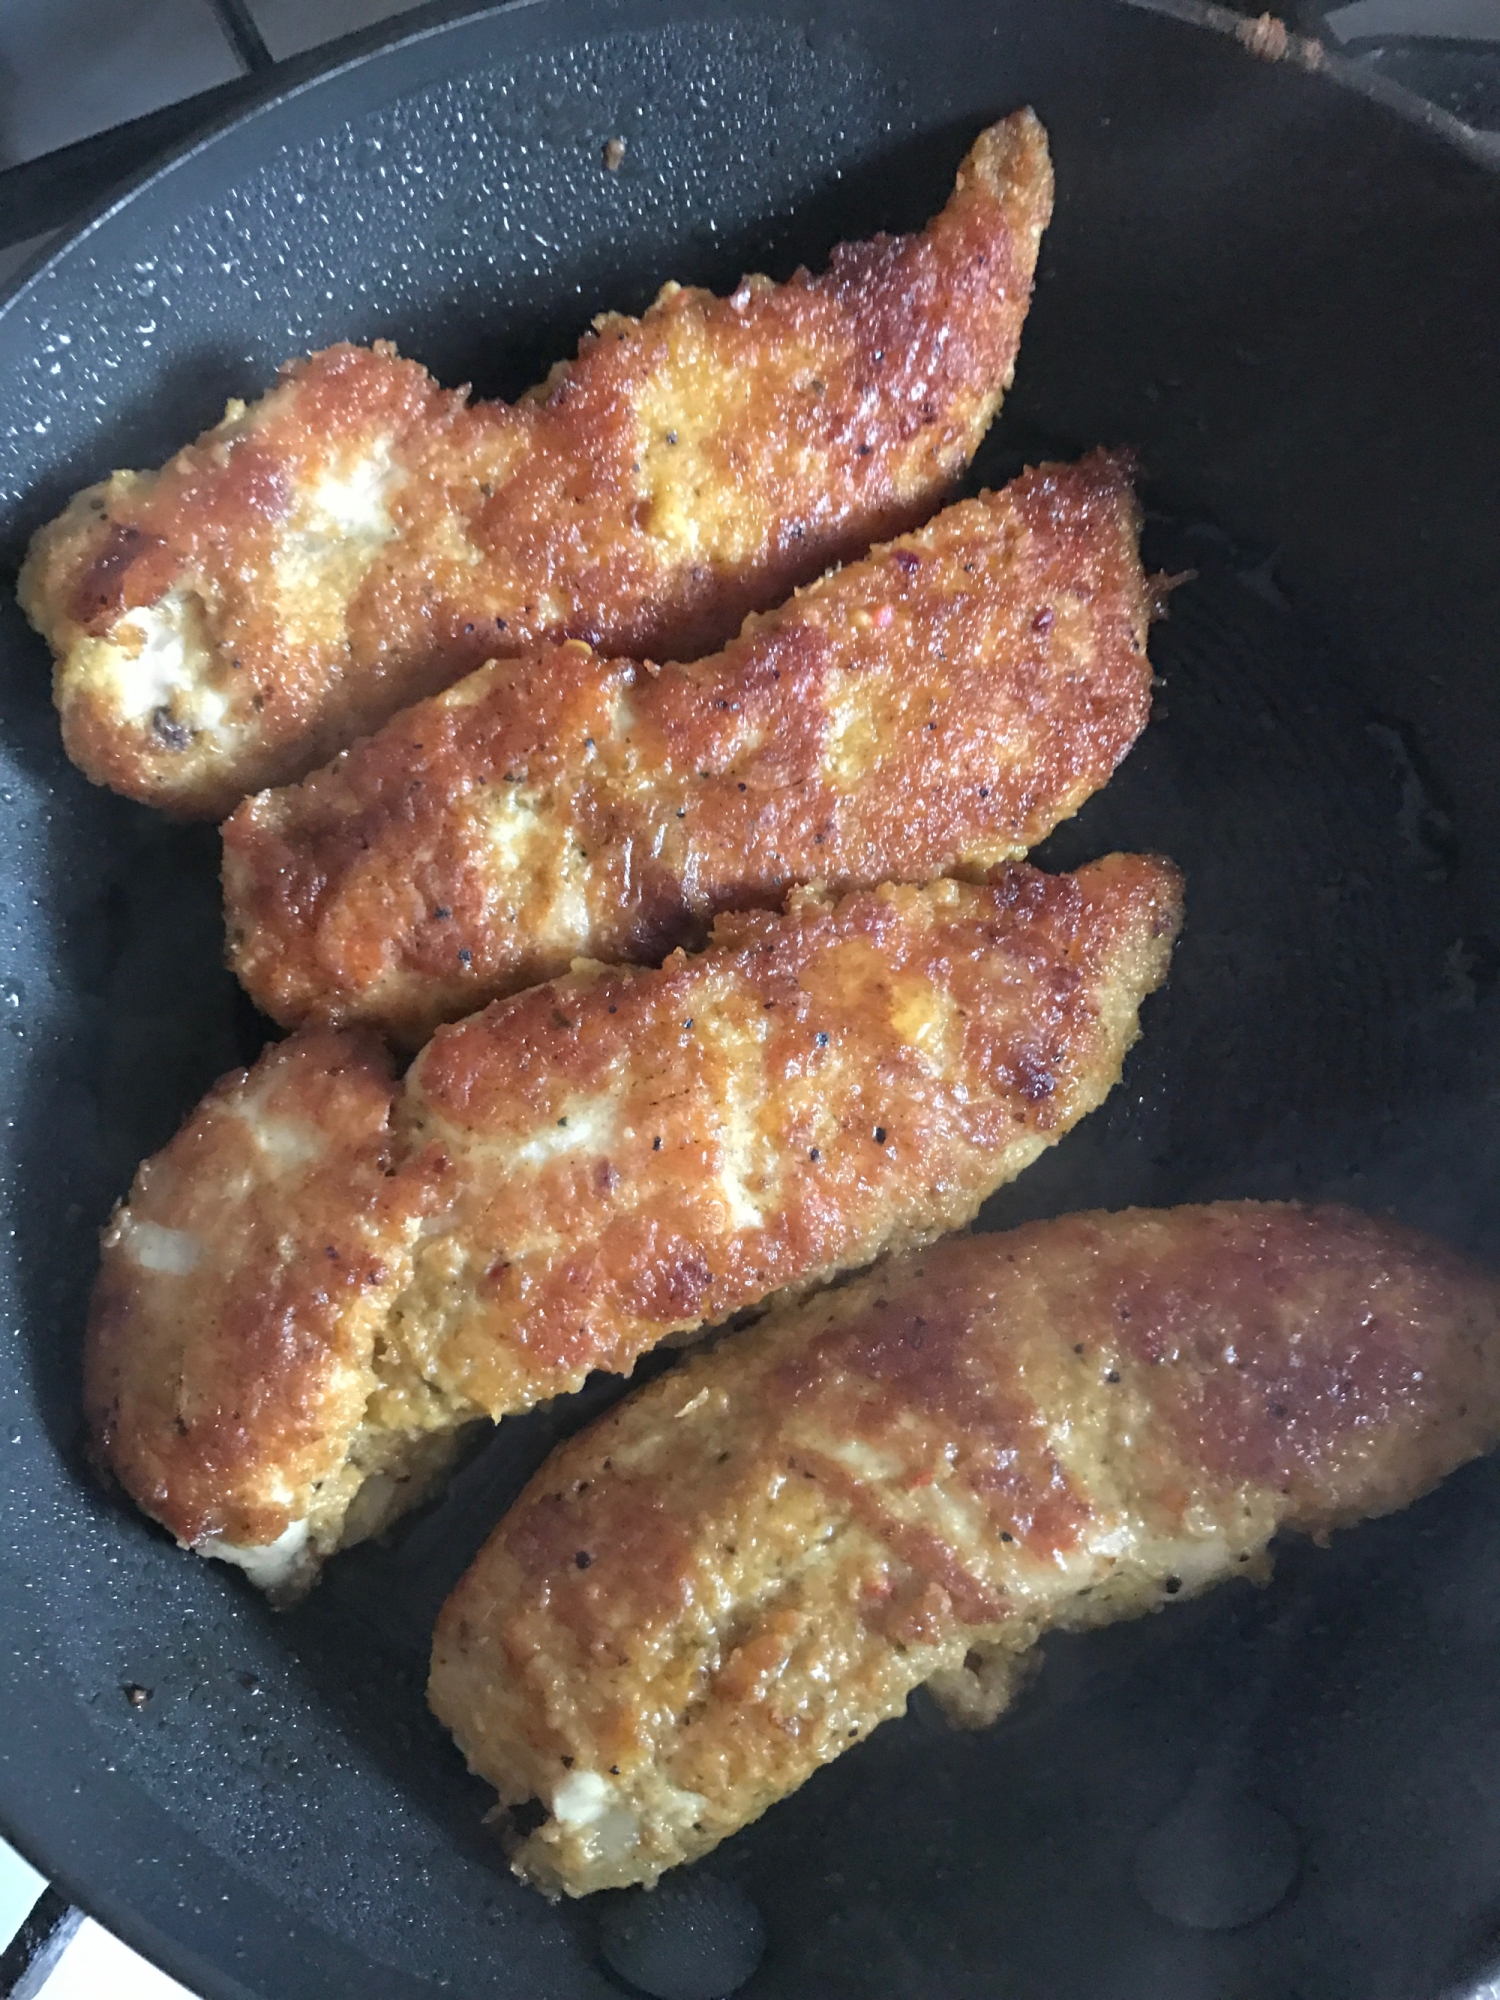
[3, 2, 1500, 1995]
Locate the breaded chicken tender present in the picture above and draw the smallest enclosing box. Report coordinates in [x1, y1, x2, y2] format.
[84, 855, 1180, 1598]
[224, 452, 1151, 1046]
[23, 114, 1053, 818]
[428, 1204, 1500, 1897]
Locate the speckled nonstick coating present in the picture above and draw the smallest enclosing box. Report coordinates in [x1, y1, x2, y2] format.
[1, 3, 1499, 1996]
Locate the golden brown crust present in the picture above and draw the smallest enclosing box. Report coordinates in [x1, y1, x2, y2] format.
[23, 113, 1053, 818]
[84, 855, 1180, 1567]
[83, 1029, 406, 1554]
[224, 452, 1152, 1045]
[427, 1204, 1500, 1896]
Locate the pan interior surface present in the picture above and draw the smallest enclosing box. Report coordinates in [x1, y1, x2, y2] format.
[1, 3, 1499, 1997]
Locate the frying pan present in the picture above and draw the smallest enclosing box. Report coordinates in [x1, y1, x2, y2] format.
[3, 1, 1500, 1994]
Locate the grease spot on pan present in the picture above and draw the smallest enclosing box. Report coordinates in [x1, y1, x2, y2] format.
[1133, 1789, 1299, 1931]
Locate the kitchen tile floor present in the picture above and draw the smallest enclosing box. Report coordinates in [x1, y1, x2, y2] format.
[0, 0, 238, 169]
[250, 0, 424, 60]
[0, 0, 434, 170]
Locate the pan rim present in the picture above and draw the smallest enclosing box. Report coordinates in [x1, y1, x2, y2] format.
[1129, 0, 1500, 170]
[0, 0, 546, 322]
[0, 0, 1494, 329]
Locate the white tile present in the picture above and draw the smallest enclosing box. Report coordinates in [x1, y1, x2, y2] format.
[1325, 0, 1500, 39]
[249, 0, 426, 62]
[24, 1915, 199, 2000]
[0, 1830, 45, 1954]
[0, 0, 240, 169]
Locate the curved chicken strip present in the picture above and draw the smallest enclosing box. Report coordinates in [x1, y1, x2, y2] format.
[84, 855, 1180, 1598]
[428, 1203, 1500, 1897]
[22, 114, 1053, 818]
[224, 452, 1151, 1046]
